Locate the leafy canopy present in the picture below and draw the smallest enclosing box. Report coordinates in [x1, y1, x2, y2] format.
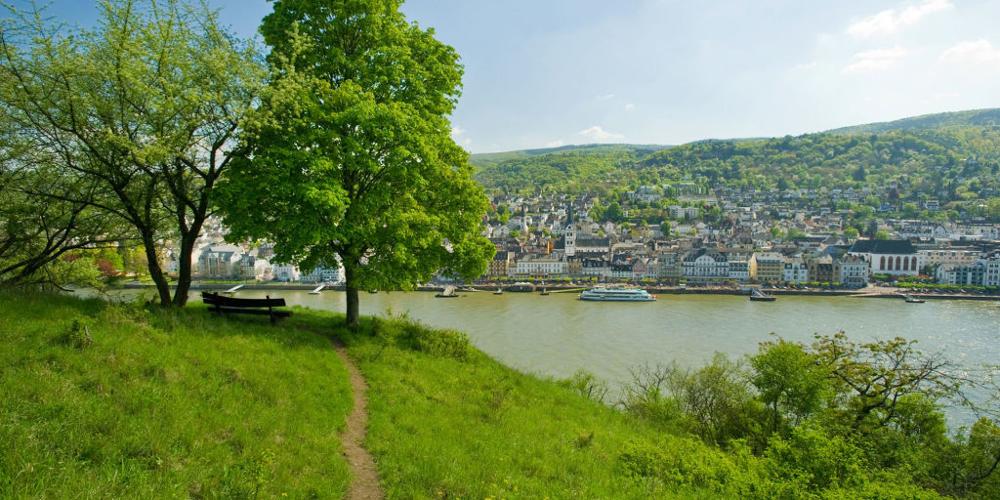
[218, 0, 494, 297]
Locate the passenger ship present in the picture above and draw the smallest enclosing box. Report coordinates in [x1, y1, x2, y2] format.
[579, 287, 656, 302]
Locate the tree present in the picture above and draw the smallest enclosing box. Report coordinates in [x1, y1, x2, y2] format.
[812, 332, 967, 432]
[602, 201, 624, 223]
[843, 227, 860, 241]
[875, 229, 891, 240]
[660, 221, 671, 238]
[751, 339, 830, 435]
[218, 0, 494, 329]
[0, 0, 261, 306]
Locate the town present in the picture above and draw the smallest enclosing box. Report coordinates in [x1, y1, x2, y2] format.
[172, 181, 1000, 293]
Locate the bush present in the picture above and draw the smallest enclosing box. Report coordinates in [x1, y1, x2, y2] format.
[561, 369, 609, 402]
[58, 317, 94, 349]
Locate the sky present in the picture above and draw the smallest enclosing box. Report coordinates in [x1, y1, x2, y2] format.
[22, 0, 1000, 153]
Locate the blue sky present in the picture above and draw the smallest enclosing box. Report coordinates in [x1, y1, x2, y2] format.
[25, 0, 1000, 152]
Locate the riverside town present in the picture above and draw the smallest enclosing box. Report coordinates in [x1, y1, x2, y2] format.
[2, 1, 1000, 499]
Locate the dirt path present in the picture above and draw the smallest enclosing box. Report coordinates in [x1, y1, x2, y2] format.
[331, 339, 384, 500]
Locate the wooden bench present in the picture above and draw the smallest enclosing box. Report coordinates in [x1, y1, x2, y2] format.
[202, 292, 291, 323]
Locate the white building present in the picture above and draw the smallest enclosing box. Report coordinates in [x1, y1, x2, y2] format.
[837, 255, 869, 288]
[848, 239, 921, 277]
[782, 258, 809, 284]
[682, 248, 729, 283]
[272, 263, 301, 282]
[513, 255, 567, 277]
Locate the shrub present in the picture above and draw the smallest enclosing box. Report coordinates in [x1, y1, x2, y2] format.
[59, 317, 94, 349]
[561, 369, 609, 402]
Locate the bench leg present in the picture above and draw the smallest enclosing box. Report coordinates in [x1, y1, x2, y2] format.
[267, 295, 276, 324]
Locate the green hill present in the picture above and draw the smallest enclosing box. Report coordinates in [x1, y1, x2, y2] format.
[2, 292, 963, 498]
[827, 108, 1000, 135]
[470, 109, 1000, 218]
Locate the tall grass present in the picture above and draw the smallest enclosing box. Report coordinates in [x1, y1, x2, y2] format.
[0, 291, 352, 498]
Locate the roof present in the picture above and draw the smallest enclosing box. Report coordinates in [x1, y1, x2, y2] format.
[849, 239, 916, 255]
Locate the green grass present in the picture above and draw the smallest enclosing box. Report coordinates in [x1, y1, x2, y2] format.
[0, 291, 353, 498]
[1, 292, 941, 498]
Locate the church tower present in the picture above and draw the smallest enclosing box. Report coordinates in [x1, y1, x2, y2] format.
[565, 203, 577, 257]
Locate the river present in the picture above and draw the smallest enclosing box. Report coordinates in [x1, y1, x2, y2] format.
[120, 288, 1000, 425]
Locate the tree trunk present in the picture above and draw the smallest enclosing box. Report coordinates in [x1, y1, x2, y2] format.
[172, 236, 194, 307]
[171, 225, 202, 307]
[141, 230, 172, 306]
[345, 265, 360, 330]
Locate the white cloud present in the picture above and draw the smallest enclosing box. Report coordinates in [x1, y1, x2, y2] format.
[847, 0, 953, 38]
[842, 46, 909, 74]
[544, 140, 565, 148]
[596, 93, 616, 101]
[578, 125, 624, 142]
[624, 103, 636, 111]
[940, 39, 1000, 65]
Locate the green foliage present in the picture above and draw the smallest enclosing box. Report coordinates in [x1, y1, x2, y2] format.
[764, 423, 867, 490]
[751, 339, 830, 434]
[561, 369, 610, 403]
[472, 116, 1000, 222]
[0, 0, 263, 305]
[219, 0, 494, 326]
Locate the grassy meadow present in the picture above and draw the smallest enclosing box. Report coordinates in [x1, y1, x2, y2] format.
[1, 291, 944, 499]
[0, 291, 353, 498]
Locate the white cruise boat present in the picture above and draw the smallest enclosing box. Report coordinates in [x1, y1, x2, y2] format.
[579, 287, 656, 302]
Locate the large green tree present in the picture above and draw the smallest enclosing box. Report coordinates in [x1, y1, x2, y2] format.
[217, 0, 494, 328]
[0, 0, 260, 305]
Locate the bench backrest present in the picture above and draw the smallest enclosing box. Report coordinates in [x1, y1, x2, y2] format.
[202, 292, 286, 308]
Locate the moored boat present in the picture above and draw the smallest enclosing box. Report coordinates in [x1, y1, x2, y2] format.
[493, 287, 504, 295]
[579, 287, 655, 302]
[435, 285, 459, 298]
[749, 288, 776, 302]
[903, 294, 925, 303]
[507, 282, 536, 293]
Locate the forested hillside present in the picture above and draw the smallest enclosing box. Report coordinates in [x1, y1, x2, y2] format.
[471, 109, 1000, 220]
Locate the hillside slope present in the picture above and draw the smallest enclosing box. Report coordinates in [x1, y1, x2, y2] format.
[0, 293, 948, 498]
[470, 109, 1000, 204]
[827, 108, 1000, 134]
[0, 292, 353, 498]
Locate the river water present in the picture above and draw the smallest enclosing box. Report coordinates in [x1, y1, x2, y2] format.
[123, 288, 1000, 425]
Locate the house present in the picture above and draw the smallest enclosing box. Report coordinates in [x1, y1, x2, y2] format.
[807, 255, 835, 283]
[513, 255, 567, 277]
[836, 255, 869, 288]
[272, 263, 300, 282]
[848, 239, 920, 277]
[682, 248, 729, 283]
[783, 257, 809, 284]
[752, 252, 784, 284]
[197, 244, 242, 279]
[488, 251, 514, 278]
[302, 263, 344, 284]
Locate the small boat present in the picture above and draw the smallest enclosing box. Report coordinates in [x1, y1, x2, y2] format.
[507, 282, 536, 293]
[222, 284, 244, 295]
[903, 294, 925, 303]
[309, 284, 326, 295]
[749, 288, 776, 302]
[435, 285, 459, 298]
[493, 287, 504, 295]
[579, 287, 656, 302]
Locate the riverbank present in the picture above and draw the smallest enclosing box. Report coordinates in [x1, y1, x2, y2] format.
[1, 291, 949, 498]
[116, 281, 1000, 301]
